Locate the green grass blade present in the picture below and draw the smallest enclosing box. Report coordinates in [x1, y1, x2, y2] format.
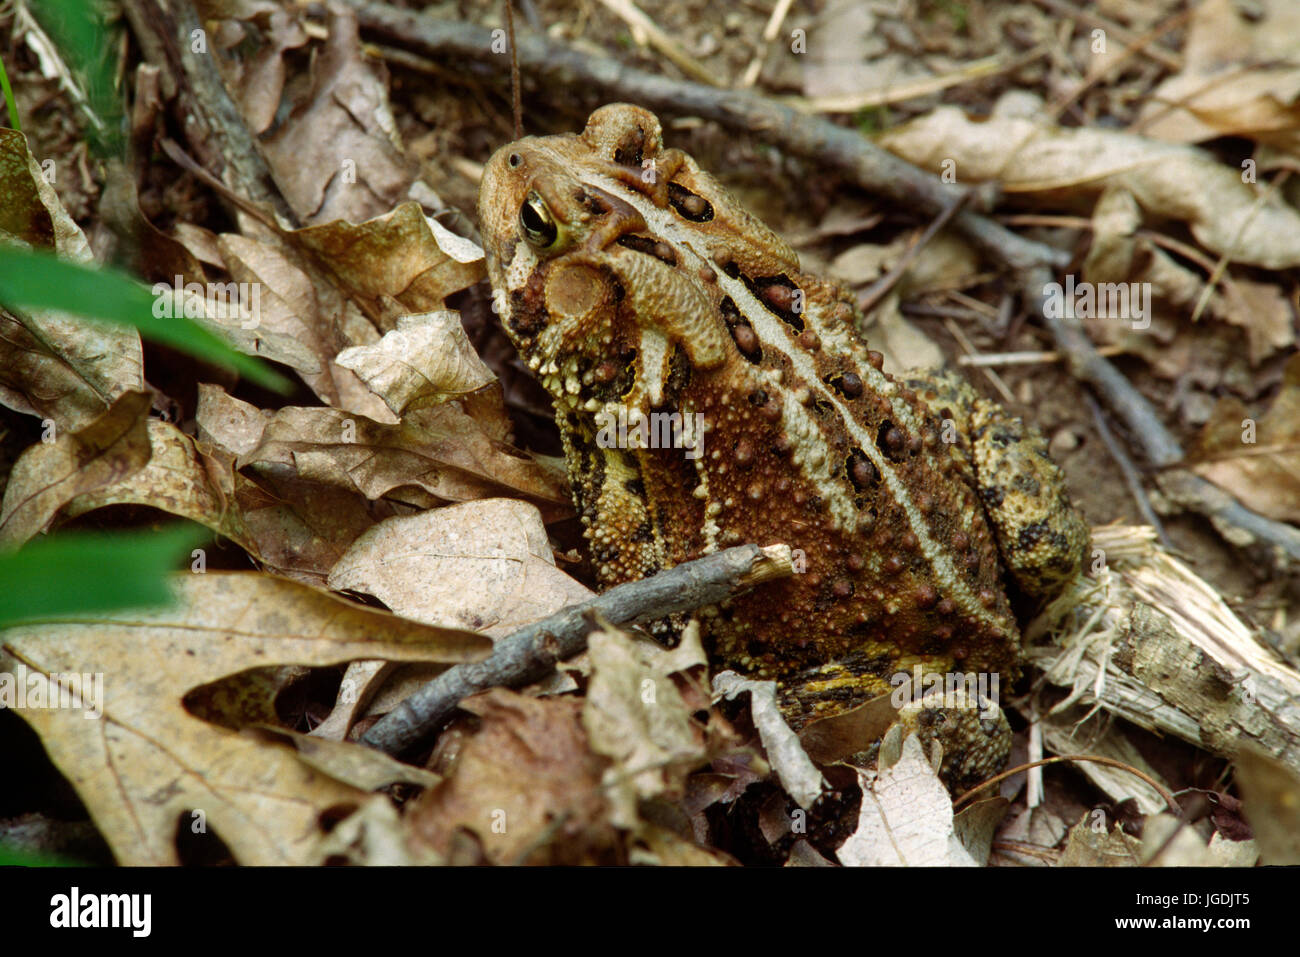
[0, 525, 208, 628]
[0, 246, 291, 392]
[0, 52, 18, 131]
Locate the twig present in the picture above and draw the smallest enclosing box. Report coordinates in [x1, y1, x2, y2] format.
[1028, 264, 1300, 562]
[740, 0, 795, 89]
[858, 190, 970, 315]
[120, 0, 299, 229]
[361, 544, 795, 755]
[592, 0, 716, 87]
[1046, 8, 1191, 122]
[943, 317, 1014, 404]
[799, 46, 1049, 114]
[1191, 170, 1291, 324]
[1085, 392, 1169, 547]
[954, 346, 1125, 367]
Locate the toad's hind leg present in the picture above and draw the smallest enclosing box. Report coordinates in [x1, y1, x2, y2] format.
[906, 369, 1088, 605]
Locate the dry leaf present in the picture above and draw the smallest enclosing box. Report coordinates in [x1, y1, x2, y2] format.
[327, 499, 591, 637]
[0, 129, 143, 430]
[0, 572, 490, 864]
[836, 734, 978, 866]
[335, 311, 506, 432]
[0, 391, 152, 545]
[582, 625, 713, 828]
[407, 689, 621, 865]
[257, 6, 415, 224]
[1186, 353, 1300, 522]
[878, 107, 1300, 269]
[238, 404, 570, 516]
[1135, 0, 1300, 153]
[713, 671, 827, 809]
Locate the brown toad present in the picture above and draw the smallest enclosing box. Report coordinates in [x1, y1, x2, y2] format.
[477, 104, 1088, 789]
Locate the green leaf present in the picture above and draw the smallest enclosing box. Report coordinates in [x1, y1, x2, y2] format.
[0, 246, 291, 392]
[0, 525, 208, 628]
[0, 844, 82, 867]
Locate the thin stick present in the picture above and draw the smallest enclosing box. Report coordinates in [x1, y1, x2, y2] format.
[361, 543, 794, 755]
[1085, 392, 1169, 547]
[504, 0, 522, 140]
[954, 753, 1183, 817]
[740, 0, 795, 89]
[858, 190, 970, 315]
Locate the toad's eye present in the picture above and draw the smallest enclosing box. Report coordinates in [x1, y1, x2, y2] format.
[520, 191, 558, 249]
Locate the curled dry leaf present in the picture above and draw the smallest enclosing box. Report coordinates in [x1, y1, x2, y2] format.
[292, 202, 486, 319]
[1186, 353, 1300, 523]
[255, 5, 416, 224]
[0, 390, 153, 546]
[327, 499, 591, 637]
[194, 383, 400, 585]
[335, 311, 503, 424]
[0, 572, 490, 864]
[215, 232, 389, 418]
[210, 6, 309, 136]
[713, 671, 827, 810]
[877, 107, 1300, 270]
[1135, 0, 1300, 154]
[1059, 814, 1144, 867]
[0, 129, 143, 431]
[407, 689, 622, 865]
[249, 726, 442, 792]
[238, 404, 570, 517]
[582, 624, 714, 829]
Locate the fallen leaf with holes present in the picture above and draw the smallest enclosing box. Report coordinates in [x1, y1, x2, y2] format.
[328, 498, 590, 636]
[0, 573, 489, 864]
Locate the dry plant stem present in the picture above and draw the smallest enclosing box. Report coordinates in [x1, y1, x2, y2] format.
[1028, 0, 1183, 71]
[121, 0, 300, 229]
[1085, 392, 1169, 547]
[858, 190, 970, 315]
[954, 753, 1182, 817]
[362, 544, 794, 756]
